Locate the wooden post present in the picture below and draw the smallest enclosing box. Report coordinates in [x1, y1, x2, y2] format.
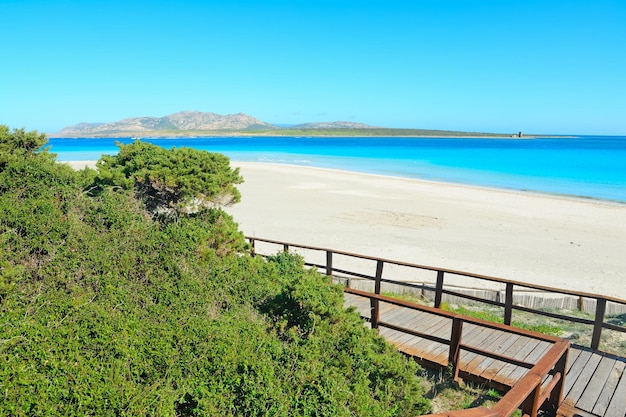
[249, 238, 255, 256]
[370, 260, 384, 334]
[326, 250, 333, 277]
[591, 298, 607, 350]
[578, 295, 584, 312]
[521, 384, 542, 417]
[449, 317, 463, 381]
[374, 260, 383, 295]
[370, 297, 380, 332]
[548, 348, 569, 411]
[435, 270, 444, 308]
[504, 283, 514, 325]
[283, 243, 289, 252]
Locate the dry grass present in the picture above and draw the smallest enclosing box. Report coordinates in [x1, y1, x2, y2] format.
[417, 367, 519, 415]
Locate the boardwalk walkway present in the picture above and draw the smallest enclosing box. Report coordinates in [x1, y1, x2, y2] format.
[344, 293, 626, 417]
[245, 236, 626, 416]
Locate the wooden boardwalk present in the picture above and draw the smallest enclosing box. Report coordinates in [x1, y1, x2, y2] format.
[344, 293, 626, 417]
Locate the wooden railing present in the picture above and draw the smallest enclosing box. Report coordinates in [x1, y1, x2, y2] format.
[246, 236, 626, 353]
[344, 289, 570, 417]
[246, 236, 575, 417]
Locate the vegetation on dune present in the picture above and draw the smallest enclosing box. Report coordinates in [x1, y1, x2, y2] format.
[0, 126, 430, 416]
[94, 140, 244, 219]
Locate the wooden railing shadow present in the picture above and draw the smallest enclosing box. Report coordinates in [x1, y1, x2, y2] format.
[246, 236, 626, 417]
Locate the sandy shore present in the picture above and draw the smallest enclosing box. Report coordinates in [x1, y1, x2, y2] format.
[68, 160, 626, 299]
[226, 163, 626, 300]
[64, 160, 97, 170]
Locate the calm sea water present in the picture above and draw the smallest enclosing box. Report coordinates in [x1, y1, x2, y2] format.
[48, 136, 626, 203]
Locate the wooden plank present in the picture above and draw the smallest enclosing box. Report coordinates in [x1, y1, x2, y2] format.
[401, 317, 453, 363]
[496, 334, 541, 365]
[577, 355, 617, 413]
[395, 314, 450, 349]
[458, 324, 496, 348]
[501, 341, 551, 385]
[484, 340, 538, 387]
[565, 346, 582, 370]
[463, 330, 513, 375]
[402, 310, 451, 342]
[593, 360, 626, 416]
[475, 329, 522, 365]
[565, 352, 602, 406]
[398, 316, 452, 362]
[456, 326, 501, 372]
[377, 301, 401, 317]
[477, 334, 525, 380]
[401, 318, 453, 358]
[377, 326, 405, 341]
[518, 339, 553, 365]
[457, 322, 487, 342]
[604, 367, 626, 417]
[387, 327, 421, 348]
[378, 327, 413, 347]
[389, 309, 441, 332]
[563, 349, 593, 398]
[383, 309, 447, 340]
[421, 319, 457, 364]
[378, 308, 413, 330]
[380, 309, 448, 351]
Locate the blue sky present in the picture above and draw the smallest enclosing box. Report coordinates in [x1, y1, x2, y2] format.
[1, 0, 625, 135]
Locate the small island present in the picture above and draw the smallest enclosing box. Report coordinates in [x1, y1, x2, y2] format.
[50, 110, 529, 139]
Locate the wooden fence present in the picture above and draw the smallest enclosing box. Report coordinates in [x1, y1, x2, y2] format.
[246, 236, 579, 417]
[246, 236, 626, 354]
[345, 288, 571, 417]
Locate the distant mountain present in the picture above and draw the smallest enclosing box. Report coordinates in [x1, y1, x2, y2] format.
[55, 111, 516, 138]
[57, 111, 275, 137]
[292, 121, 378, 129]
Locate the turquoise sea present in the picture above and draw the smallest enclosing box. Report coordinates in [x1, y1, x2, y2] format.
[48, 136, 626, 203]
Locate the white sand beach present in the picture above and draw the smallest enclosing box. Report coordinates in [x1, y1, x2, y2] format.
[226, 163, 626, 300]
[68, 160, 626, 299]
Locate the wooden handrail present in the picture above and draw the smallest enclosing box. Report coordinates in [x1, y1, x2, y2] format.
[420, 342, 570, 417]
[246, 237, 577, 417]
[246, 236, 626, 303]
[342, 290, 570, 417]
[246, 236, 626, 353]
[344, 288, 562, 343]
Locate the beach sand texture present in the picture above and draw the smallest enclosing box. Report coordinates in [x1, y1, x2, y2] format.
[67, 160, 625, 299]
[225, 163, 626, 300]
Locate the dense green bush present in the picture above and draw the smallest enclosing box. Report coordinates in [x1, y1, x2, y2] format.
[0, 128, 430, 416]
[94, 140, 243, 219]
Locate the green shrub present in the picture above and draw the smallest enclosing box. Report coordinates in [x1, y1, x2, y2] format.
[0, 128, 430, 416]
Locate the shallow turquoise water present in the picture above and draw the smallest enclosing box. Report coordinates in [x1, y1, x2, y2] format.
[48, 136, 626, 202]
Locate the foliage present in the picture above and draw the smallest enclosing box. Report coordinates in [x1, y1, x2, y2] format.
[0, 125, 54, 168]
[93, 140, 243, 218]
[417, 367, 522, 416]
[0, 129, 430, 416]
[445, 305, 562, 337]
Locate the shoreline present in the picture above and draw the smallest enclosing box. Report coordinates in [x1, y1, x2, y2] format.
[236, 162, 626, 207]
[227, 162, 626, 299]
[66, 160, 626, 299]
[64, 160, 625, 206]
